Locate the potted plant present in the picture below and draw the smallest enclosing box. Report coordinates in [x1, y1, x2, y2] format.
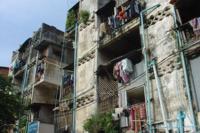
[79, 10, 90, 24]
[66, 10, 76, 30]
[83, 112, 118, 133]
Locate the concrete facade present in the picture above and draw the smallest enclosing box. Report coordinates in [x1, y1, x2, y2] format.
[9, 23, 74, 132]
[71, 0, 200, 132]
[75, 0, 98, 132]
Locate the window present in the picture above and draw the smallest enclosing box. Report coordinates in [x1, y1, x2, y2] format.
[189, 55, 200, 111]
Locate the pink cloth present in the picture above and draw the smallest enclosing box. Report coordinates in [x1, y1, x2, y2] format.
[190, 17, 200, 36]
[113, 58, 133, 83]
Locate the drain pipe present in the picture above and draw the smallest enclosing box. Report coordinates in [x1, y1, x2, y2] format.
[140, 4, 160, 133]
[177, 110, 185, 133]
[72, 21, 78, 133]
[151, 60, 170, 133]
[172, 7, 197, 132]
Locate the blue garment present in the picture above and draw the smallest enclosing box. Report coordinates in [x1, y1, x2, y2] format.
[129, 0, 141, 18]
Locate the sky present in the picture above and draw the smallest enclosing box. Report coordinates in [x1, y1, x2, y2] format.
[0, 0, 77, 67]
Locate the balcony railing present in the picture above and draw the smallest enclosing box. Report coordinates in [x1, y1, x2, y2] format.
[13, 59, 26, 76]
[99, 18, 139, 48]
[98, 0, 144, 47]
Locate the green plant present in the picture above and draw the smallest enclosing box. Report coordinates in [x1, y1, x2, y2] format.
[0, 75, 26, 132]
[79, 10, 90, 24]
[66, 10, 76, 30]
[83, 112, 118, 133]
[19, 115, 27, 129]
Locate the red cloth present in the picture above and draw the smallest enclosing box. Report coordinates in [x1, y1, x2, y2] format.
[116, 7, 127, 20]
[130, 103, 146, 133]
[130, 108, 135, 130]
[139, 104, 146, 119]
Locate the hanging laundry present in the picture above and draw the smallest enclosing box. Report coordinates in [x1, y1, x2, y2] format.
[63, 74, 74, 87]
[99, 22, 107, 39]
[36, 62, 44, 74]
[117, 6, 127, 21]
[121, 58, 133, 73]
[130, 108, 135, 130]
[130, 103, 146, 133]
[108, 16, 115, 30]
[113, 58, 133, 84]
[121, 58, 134, 83]
[126, 0, 142, 19]
[113, 61, 123, 82]
[189, 17, 200, 37]
[35, 62, 45, 81]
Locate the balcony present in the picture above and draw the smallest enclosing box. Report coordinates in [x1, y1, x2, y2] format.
[31, 86, 57, 105]
[97, 0, 144, 49]
[174, 0, 200, 55]
[177, 17, 200, 56]
[34, 32, 63, 50]
[99, 18, 139, 48]
[33, 23, 64, 50]
[13, 59, 26, 79]
[13, 46, 30, 78]
[34, 59, 61, 89]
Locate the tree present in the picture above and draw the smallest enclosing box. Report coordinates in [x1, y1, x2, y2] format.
[0, 75, 25, 132]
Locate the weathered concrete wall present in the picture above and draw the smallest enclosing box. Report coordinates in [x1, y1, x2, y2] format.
[75, 50, 98, 132]
[75, 0, 99, 132]
[79, 0, 97, 13]
[76, 101, 97, 133]
[146, 0, 168, 8]
[77, 57, 96, 93]
[32, 87, 56, 105]
[78, 23, 96, 59]
[145, 2, 192, 131]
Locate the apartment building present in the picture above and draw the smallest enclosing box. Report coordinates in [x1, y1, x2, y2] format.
[8, 0, 200, 132]
[9, 23, 74, 132]
[67, 0, 200, 132]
